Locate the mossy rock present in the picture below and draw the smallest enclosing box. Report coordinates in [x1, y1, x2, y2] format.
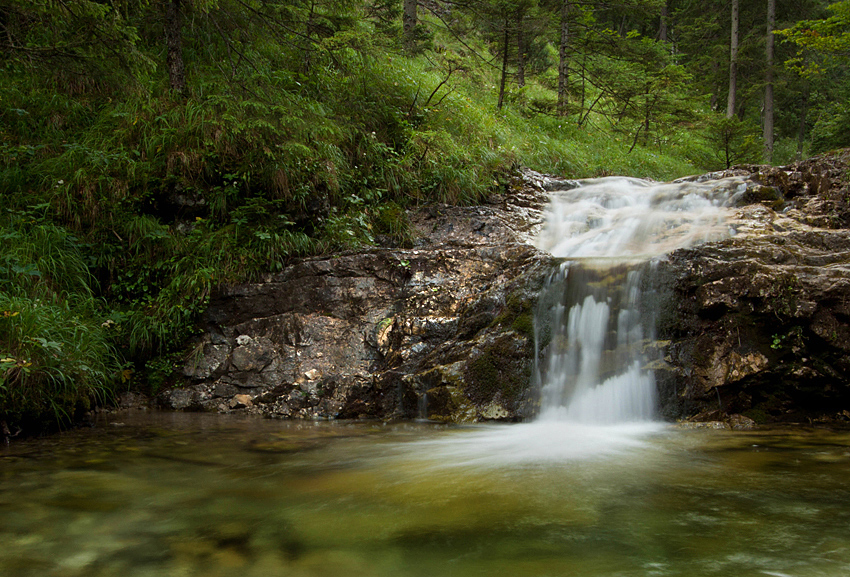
[743, 184, 784, 207]
[425, 385, 477, 422]
[490, 289, 537, 339]
[373, 202, 414, 247]
[510, 312, 534, 338]
[463, 333, 532, 408]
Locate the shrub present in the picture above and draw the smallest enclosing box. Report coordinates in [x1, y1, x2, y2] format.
[0, 212, 118, 429]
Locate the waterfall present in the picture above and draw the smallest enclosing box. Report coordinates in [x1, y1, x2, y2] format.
[534, 176, 743, 424]
[409, 175, 745, 466]
[536, 263, 657, 424]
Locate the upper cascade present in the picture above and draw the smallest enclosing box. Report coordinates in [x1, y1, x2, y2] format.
[535, 176, 746, 261]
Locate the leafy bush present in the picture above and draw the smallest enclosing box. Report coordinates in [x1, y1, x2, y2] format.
[705, 116, 763, 169]
[810, 102, 850, 154]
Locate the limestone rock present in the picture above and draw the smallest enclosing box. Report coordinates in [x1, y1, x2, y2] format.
[230, 336, 275, 372]
[230, 394, 253, 408]
[167, 172, 555, 422]
[116, 392, 150, 410]
[656, 150, 850, 424]
[181, 344, 229, 380]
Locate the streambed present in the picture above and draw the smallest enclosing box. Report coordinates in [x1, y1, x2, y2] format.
[2, 412, 849, 577]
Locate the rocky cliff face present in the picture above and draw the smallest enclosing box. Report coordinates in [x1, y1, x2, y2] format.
[163, 171, 572, 421]
[163, 151, 850, 425]
[655, 151, 850, 425]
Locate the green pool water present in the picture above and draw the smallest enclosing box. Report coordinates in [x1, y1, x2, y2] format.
[1, 412, 849, 577]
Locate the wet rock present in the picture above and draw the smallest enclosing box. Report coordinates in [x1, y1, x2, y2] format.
[159, 388, 200, 411]
[230, 336, 275, 372]
[230, 394, 253, 408]
[677, 420, 730, 430]
[172, 175, 555, 422]
[480, 401, 511, 420]
[656, 150, 850, 424]
[680, 411, 756, 430]
[213, 382, 240, 398]
[181, 343, 229, 380]
[116, 392, 150, 410]
[727, 413, 757, 430]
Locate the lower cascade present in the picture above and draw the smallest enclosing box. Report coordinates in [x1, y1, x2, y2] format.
[535, 262, 657, 424]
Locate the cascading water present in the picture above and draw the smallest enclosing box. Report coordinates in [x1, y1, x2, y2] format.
[533, 176, 744, 425]
[535, 263, 657, 424]
[413, 175, 747, 465]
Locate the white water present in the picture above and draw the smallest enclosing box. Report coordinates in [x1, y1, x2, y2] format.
[415, 176, 745, 465]
[536, 266, 657, 424]
[535, 176, 743, 426]
[536, 176, 744, 260]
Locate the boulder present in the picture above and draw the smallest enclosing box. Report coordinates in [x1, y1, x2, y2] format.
[161, 169, 555, 422]
[655, 150, 850, 424]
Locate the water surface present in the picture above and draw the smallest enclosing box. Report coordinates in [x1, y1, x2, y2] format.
[2, 412, 849, 577]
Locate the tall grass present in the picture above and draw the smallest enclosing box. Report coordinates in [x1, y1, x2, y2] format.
[0, 213, 118, 428]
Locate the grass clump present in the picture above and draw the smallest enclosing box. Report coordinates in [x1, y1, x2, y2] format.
[0, 210, 118, 431]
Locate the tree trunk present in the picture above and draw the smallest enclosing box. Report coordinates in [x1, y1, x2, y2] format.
[659, 2, 668, 42]
[403, 0, 417, 51]
[579, 53, 587, 121]
[498, 19, 509, 109]
[797, 84, 809, 160]
[303, 0, 316, 73]
[165, 0, 186, 95]
[557, 0, 570, 115]
[516, 11, 526, 88]
[763, 0, 775, 162]
[726, 0, 739, 119]
[710, 60, 720, 110]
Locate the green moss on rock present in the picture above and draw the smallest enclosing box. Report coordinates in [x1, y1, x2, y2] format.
[425, 385, 477, 422]
[463, 334, 532, 407]
[490, 289, 537, 339]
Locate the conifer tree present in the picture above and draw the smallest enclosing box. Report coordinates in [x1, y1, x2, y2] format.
[764, 0, 776, 161]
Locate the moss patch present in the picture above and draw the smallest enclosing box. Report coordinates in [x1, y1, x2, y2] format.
[425, 385, 477, 422]
[510, 312, 534, 338]
[490, 290, 537, 339]
[463, 334, 532, 407]
[373, 202, 414, 247]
